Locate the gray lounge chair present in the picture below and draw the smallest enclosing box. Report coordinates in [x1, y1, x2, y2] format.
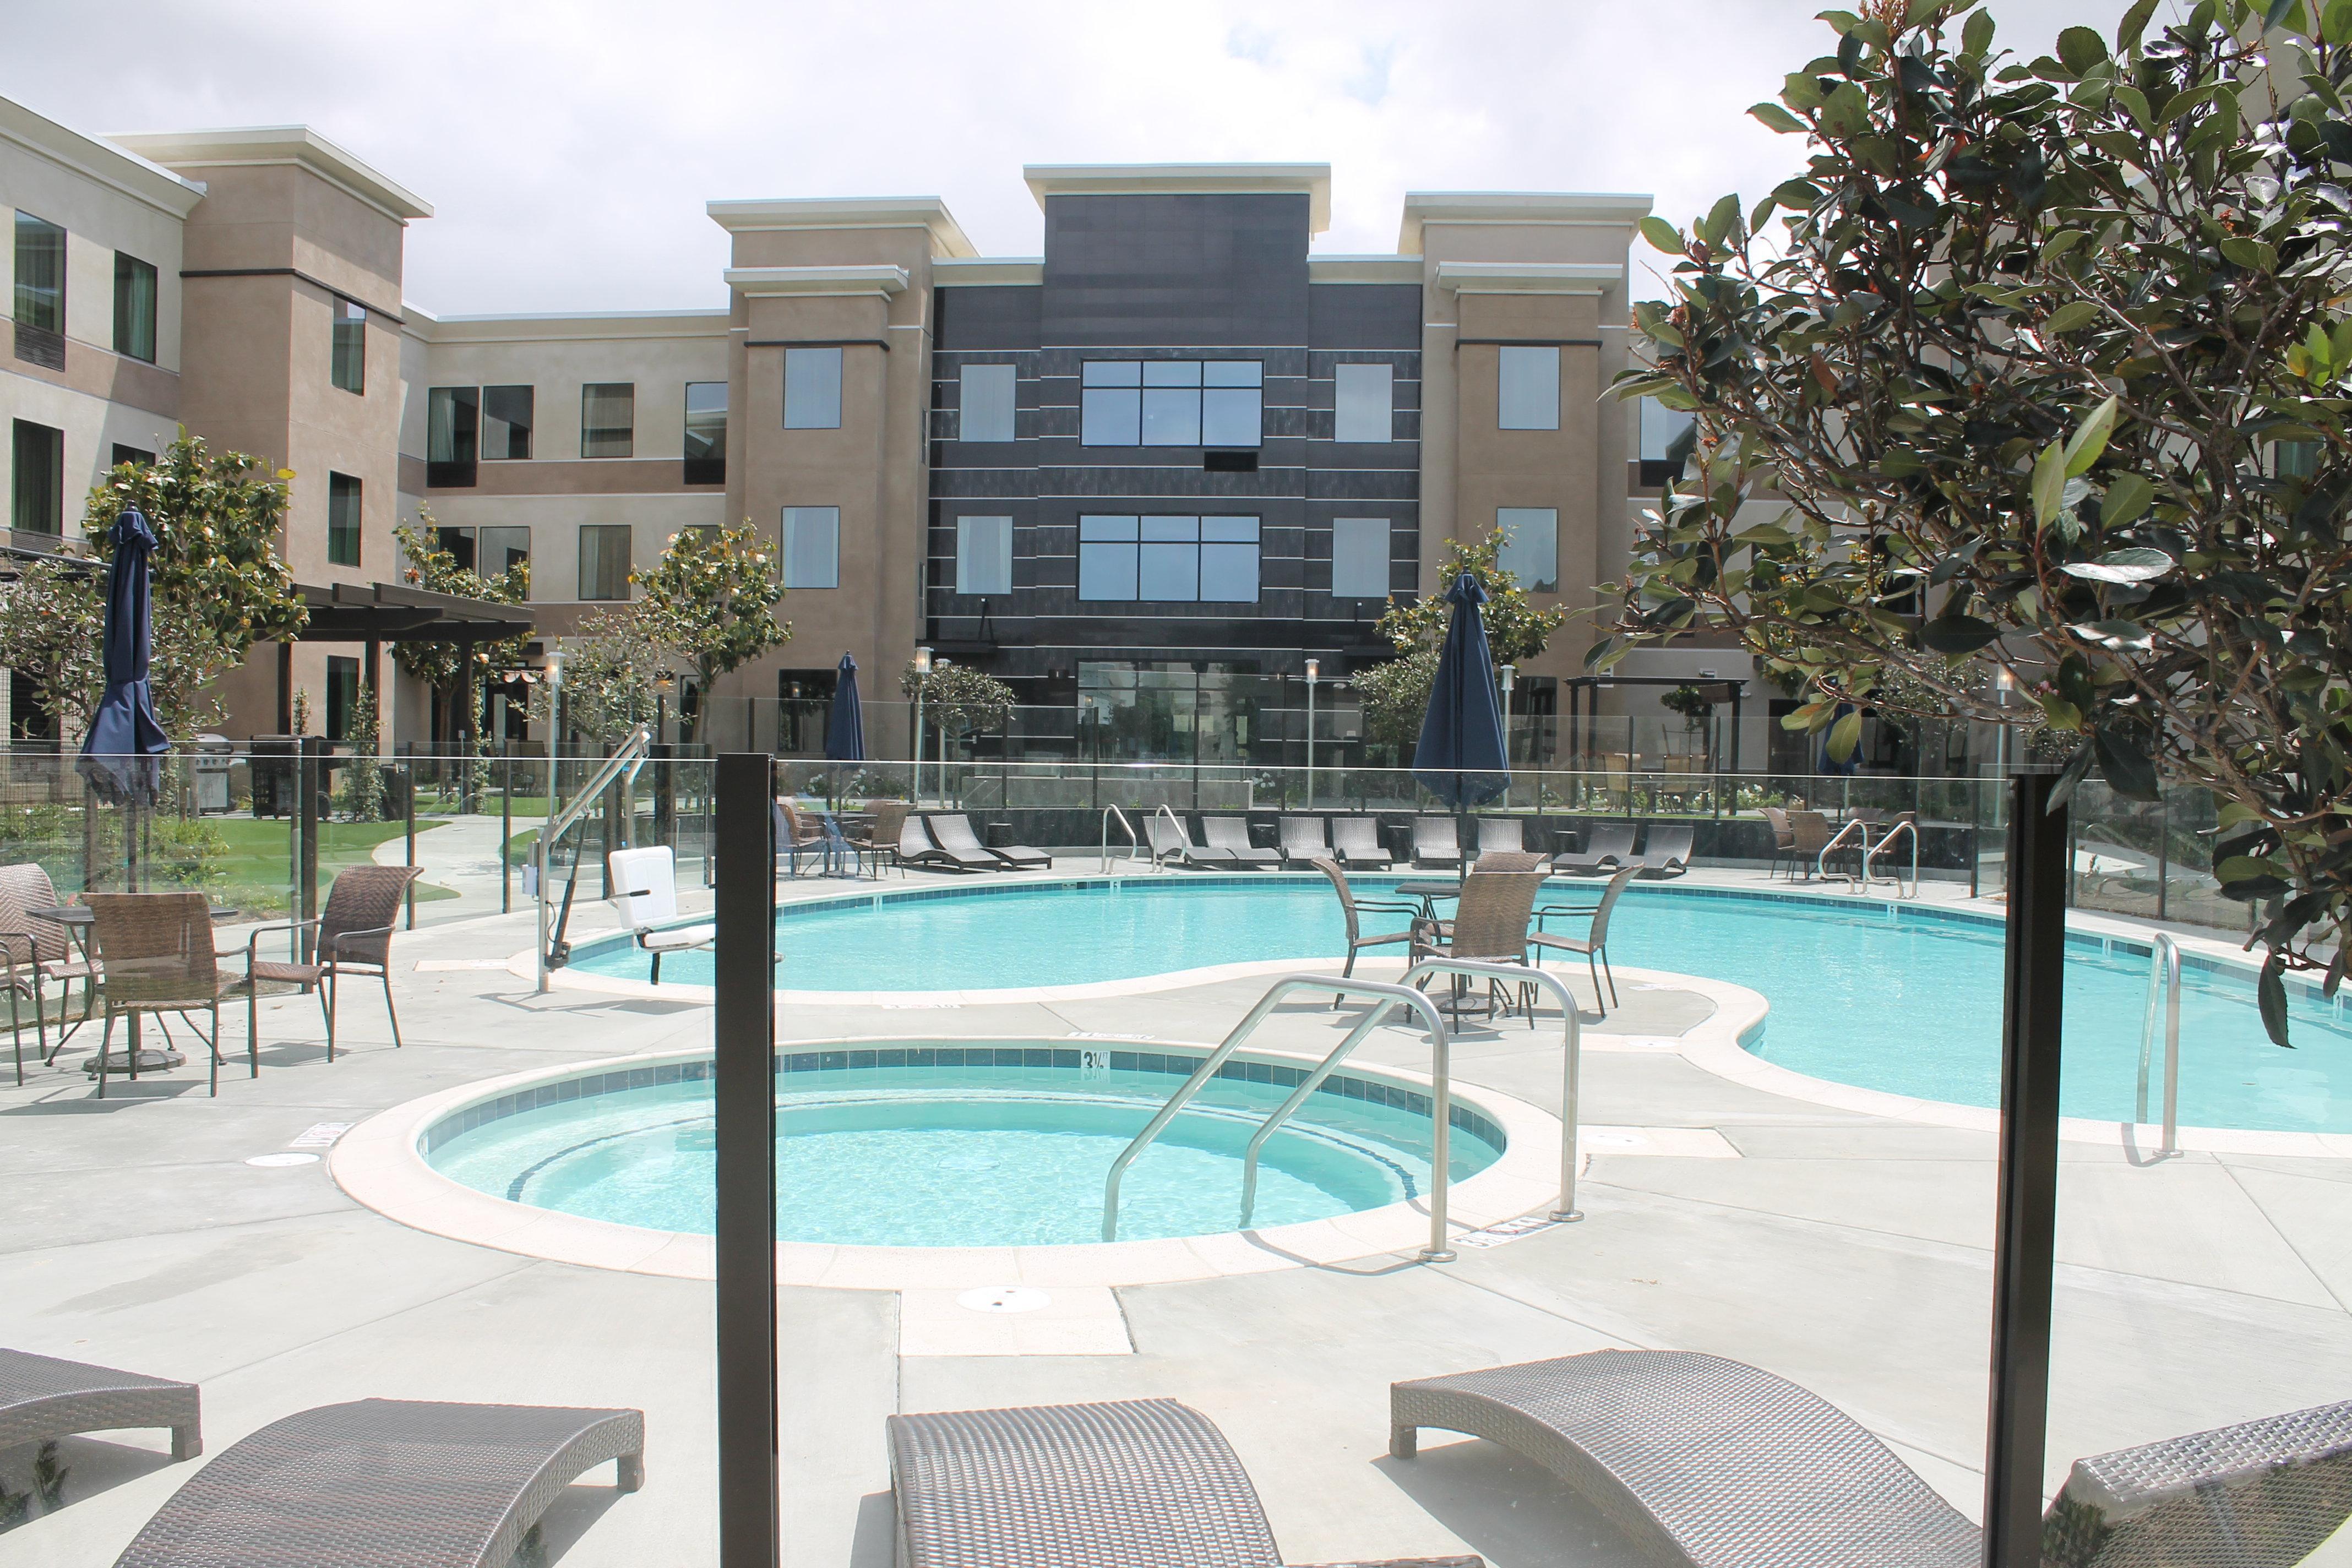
[889, 1397, 1478, 1568]
[113, 1398, 642, 1568]
[1634, 823, 1694, 878]
[1277, 815, 1331, 865]
[900, 814, 996, 874]
[1202, 816, 1279, 868]
[930, 813, 1049, 870]
[1474, 818, 1523, 857]
[1148, 814, 1237, 869]
[1411, 815, 1463, 869]
[2, 1347, 200, 1465]
[1531, 865, 1635, 1016]
[1555, 823, 1636, 876]
[1392, 1349, 2352, 1568]
[1329, 816, 1393, 869]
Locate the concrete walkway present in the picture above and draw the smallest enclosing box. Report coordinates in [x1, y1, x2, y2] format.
[3, 873, 2349, 1566]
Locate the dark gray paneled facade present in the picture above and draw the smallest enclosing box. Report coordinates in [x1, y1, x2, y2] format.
[927, 193, 1420, 707]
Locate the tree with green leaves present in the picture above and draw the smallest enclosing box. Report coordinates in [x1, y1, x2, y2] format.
[1598, 0, 2352, 1039]
[390, 514, 531, 751]
[544, 607, 669, 744]
[632, 525, 790, 744]
[0, 557, 105, 746]
[1355, 531, 1565, 751]
[337, 680, 384, 820]
[900, 661, 1015, 743]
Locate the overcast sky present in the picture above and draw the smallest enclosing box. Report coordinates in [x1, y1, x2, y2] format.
[15, 0, 2132, 318]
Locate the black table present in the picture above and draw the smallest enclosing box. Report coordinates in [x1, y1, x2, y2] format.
[1394, 879, 1462, 920]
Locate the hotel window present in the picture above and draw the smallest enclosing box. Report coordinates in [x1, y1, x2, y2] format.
[578, 524, 633, 600]
[581, 382, 634, 458]
[683, 382, 727, 484]
[330, 297, 365, 393]
[782, 506, 840, 589]
[959, 363, 1016, 443]
[10, 420, 62, 534]
[1640, 398, 1697, 486]
[1078, 514, 1260, 603]
[1330, 517, 1391, 598]
[1496, 506, 1559, 593]
[956, 515, 1013, 596]
[427, 386, 479, 486]
[1498, 345, 1560, 431]
[1080, 360, 1262, 447]
[432, 524, 530, 584]
[482, 385, 533, 460]
[325, 656, 359, 743]
[783, 347, 842, 429]
[326, 472, 362, 566]
[113, 253, 157, 364]
[13, 212, 64, 369]
[112, 443, 155, 469]
[1333, 363, 1392, 443]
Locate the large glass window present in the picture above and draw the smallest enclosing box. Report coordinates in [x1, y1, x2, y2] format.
[1079, 514, 1259, 602]
[1330, 516, 1391, 598]
[1081, 361, 1261, 447]
[959, 363, 1016, 443]
[330, 297, 365, 393]
[581, 383, 634, 458]
[10, 420, 62, 534]
[427, 386, 479, 487]
[782, 506, 839, 589]
[327, 472, 362, 566]
[113, 253, 157, 364]
[956, 515, 1013, 597]
[1640, 398, 1697, 486]
[578, 524, 633, 600]
[325, 656, 359, 743]
[783, 347, 842, 430]
[13, 212, 64, 369]
[684, 382, 727, 485]
[1496, 505, 1559, 592]
[1498, 345, 1561, 431]
[482, 385, 532, 460]
[1333, 363, 1392, 443]
[111, 443, 154, 470]
[433, 525, 531, 585]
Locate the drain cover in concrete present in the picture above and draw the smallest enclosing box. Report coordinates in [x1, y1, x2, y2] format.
[957, 1286, 1050, 1314]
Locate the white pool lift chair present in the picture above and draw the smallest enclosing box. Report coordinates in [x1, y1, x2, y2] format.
[606, 846, 716, 985]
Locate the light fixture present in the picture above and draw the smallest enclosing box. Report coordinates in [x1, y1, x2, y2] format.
[913, 646, 933, 676]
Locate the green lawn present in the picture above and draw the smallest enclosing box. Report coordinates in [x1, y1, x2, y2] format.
[204, 818, 453, 914]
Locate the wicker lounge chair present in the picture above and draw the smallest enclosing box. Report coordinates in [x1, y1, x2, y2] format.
[605, 846, 715, 984]
[1392, 1349, 2352, 1568]
[0, 862, 102, 1080]
[1330, 816, 1393, 869]
[112, 1397, 643, 1568]
[241, 863, 421, 1061]
[1634, 823, 1694, 879]
[900, 813, 995, 874]
[1474, 818, 1523, 857]
[1411, 815, 1463, 869]
[1409, 862, 1547, 1023]
[889, 1397, 1479, 1568]
[1, 1347, 200, 1466]
[1531, 865, 1635, 1016]
[1202, 816, 1280, 868]
[930, 813, 1049, 870]
[1311, 857, 1420, 1006]
[83, 892, 251, 1098]
[1555, 823, 1636, 876]
[1147, 814, 1237, 869]
[1277, 815, 1332, 865]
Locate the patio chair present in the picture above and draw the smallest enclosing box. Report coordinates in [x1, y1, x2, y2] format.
[859, 802, 911, 876]
[1201, 816, 1280, 868]
[1, 1347, 200, 1466]
[1475, 818, 1523, 857]
[1147, 814, 1237, 869]
[111, 1397, 643, 1568]
[0, 861, 101, 1080]
[1529, 865, 1635, 1016]
[1412, 815, 1464, 869]
[774, 798, 830, 877]
[929, 812, 1049, 870]
[1329, 815, 1393, 869]
[899, 813, 997, 874]
[605, 846, 715, 984]
[1762, 805, 1795, 879]
[1391, 1348, 2352, 1568]
[84, 892, 249, 1099]
[1310, 857, 1421, 1008]
[1554, 823, 1636, 876]
[1277, 815, 1331, 865]
[239, 863, 420, 1067]
[1634, 823, 1694, 879]
[889, 1397, 1478, 1568]
[1409, 862, 1547, 1024]
[1788, 808, 1836, 881]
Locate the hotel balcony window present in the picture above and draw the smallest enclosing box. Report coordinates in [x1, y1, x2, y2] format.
[581, 383, 635, 458]
[683, 382, 727, 485]
[1079, 514, 1260, 603]
[1498, 345, 1560, 431]
[1330, 516, 1392, 599]
[783, 348, 842, 429]
[327, 472, 362, 567]
[330, 297, 365, 393]
[959, 364, 1016, 443]
[956, 515, 1013, 596]
[111, 444, 154, 470]
[10, 420, 63, 534]
[114, 253, 157, 364]
[1640, 398, 1697, 486]
[433, 524, 530, 586]
[1495, 506, 1560, 593]
[782, 506, 840, 589]
[1081, 361, 1261, 447]
[578, 524, 633, 600]
[13, 211, 64, 370]
[1333, 363, 1392, 443]
[427, 386, 479, 486]
[481, 385, 532, 460]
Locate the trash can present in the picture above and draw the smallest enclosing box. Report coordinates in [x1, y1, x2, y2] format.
[246, 736, 298, 818]
[191, 734, 233, 814]
[984, 821, 1015, 850]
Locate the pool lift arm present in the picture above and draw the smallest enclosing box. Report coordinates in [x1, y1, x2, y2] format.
[537, 726, 652, 989]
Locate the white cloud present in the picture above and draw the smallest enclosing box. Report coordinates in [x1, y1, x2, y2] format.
[9, 0, 2138, 315]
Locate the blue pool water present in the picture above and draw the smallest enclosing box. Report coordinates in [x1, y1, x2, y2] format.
[426, 1057, 1503, 1247]
[570, 878, 2352, 1134]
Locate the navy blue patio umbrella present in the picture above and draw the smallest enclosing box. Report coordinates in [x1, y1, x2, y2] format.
[78, 507, 171, 812]
[824, 652, 865, 805]
[1413, 571, 1511, 820]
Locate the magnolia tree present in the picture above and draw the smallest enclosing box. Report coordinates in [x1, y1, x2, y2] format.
[899, 662, 1016, 745]
[390, 515, 531, 752]
[1355, 532, 1565, 749]
[632, 525, 790, 744]
[1598, 0, 2352, 1038]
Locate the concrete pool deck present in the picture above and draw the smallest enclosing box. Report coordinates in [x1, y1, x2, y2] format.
[4, 867, 2352, 1565]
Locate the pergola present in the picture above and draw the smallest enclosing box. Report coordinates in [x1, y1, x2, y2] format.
[281, 581, 535, 749]
[1561, 673, 1751, 772]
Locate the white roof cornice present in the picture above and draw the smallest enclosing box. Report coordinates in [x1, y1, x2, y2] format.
[107, 125, 431, 222]
[705, 197, 975, 258]
[1023, 162, 1331, 233]
[723, 264, 910, 299]
[1400, 191, 1651, 253]
[1308, 254, 1423, 285]
[0, 97, 205, 219]
[1434, 261, 1623, 296]
[932, 257, 1044, 287]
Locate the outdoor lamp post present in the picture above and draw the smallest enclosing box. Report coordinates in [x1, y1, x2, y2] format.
[1304, 658, 1319, 809]
[1499, 663, 1516, 765]
[912, 645, 932, 806]
[654, 673, 674, 746]
[536, 648, 565, 995]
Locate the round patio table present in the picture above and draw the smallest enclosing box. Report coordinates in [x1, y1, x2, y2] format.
[1393, 879, 1462, 921]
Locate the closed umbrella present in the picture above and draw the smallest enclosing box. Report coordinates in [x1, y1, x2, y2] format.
[824, 653, 865, 809]
[78, 507, 171, 818]
[1412, 572, 1511, 839]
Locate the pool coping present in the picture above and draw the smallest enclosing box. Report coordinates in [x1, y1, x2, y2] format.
[328, 1037, 1569, 1288]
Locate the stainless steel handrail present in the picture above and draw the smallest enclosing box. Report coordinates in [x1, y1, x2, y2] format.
[1819, 816, 1869, 885]
[1100, 975, 1458, 1259]
[1100, 805, 1145, 873]
[1866, 818, 1920, 899]
[536, 725, 653, 994]
[2136, 933, 2182, 1155]
[1148, 802, 1186, 865]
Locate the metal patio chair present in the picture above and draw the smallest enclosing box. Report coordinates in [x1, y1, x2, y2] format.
[1762, 805, 1795, 879]
[1310, 856, 1422, 1009]
[1529, 864, 1635, 1016]
[0, 861, 101, 1081]
[242, 863, 421, 1063]
[83, 892, 247, 1098]
[1408, 861, 1548, 1024]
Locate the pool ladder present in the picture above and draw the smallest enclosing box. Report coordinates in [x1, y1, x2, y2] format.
[1101, 959, 1586, 1260]
[2137, 933, 2182, 1157]
[1099, 805, 1151, 874]
[1819, 814, 1919, 897]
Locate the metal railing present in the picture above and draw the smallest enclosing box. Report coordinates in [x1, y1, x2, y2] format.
[1866, 816, 1920, 899]
[1148, 803, 1185, 865]
[2137, 933, 2183, 1155]
[536, 726, 653, 993]
[1099, 805, 1146, 874]
[1402, 957, 1585, 1223]
[1819, 816, 1869, 885]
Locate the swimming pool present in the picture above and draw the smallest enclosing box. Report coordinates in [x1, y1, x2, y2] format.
[569, 876, 2352, 1135]
[421, 1045, 1506, 1248]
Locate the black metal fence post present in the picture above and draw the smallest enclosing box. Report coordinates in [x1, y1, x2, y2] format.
[501, 743, 513, 915]
[297, 737, 322, 962]
[404, 765, 417, 931]
[1982, 768, 2067, 1568]
[713, 753, 780, 1568]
